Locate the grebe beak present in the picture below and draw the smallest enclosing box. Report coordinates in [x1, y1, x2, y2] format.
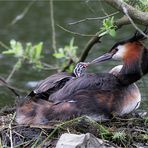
[90, 52, 114, 64]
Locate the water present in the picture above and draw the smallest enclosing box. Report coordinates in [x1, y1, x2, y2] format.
[0, 1, 147, 111]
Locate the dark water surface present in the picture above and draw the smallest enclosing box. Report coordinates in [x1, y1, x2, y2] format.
[0, 1, 147, 110]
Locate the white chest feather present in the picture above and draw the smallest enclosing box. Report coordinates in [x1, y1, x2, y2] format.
[120, 84, 141, 115]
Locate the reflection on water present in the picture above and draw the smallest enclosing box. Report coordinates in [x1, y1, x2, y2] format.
[0, 1, 147, 111]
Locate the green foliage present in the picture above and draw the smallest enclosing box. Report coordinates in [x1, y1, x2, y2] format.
[53, 38, 79, 72]
[3, 40, 23, 58]
[142, 134, 148, 140]
[124, 0, 148, 12]
[144, 117, 148, 125]
[112, 131, 126, 142]
[99, 17, 117, 37]
[98, 124, 111, 139]
[2, 40, 43, 69]
[24, 42, 43, 69]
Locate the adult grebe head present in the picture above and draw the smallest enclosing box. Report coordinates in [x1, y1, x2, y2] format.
[91, 30, 148, 65]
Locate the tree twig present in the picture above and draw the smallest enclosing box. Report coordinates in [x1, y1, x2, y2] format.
[122, 6, 148, 38]
[10, 0, 36, 25]
[6, 59, 21, 83]
[61, 59, 73, 72]
[50, 0, 57, 52]
[68, 12, 119, 25]
[104, 0, 148, 25]
[0, 77, 20, 97]
[78, 35, 101, 62]
[57, 24, 95, 37]
[0, 41, 10, 50]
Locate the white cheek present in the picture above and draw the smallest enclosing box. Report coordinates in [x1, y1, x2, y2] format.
[112, 45, 126, 60]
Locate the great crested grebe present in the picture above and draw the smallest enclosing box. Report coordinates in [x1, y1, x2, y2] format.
[16, 31, 147, 125]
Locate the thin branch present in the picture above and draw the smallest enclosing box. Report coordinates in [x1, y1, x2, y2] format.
[98, 0, 109, 16]
[42, 62, 59, 70]
[104, 0, 148, 25]
[0, 41, 10, 50]
[84, 1, 97, 15]
[6, 65, 17, 83]
[6, 60, 21, 82]
[50, 0, 57, 52]
[10, 0, 36, 25]
[0, 77, 20, 97]
[122, 6, 148, 38]
[61, 59, 73, 72]
[78, 35, 101, 62]
[57, 24, 95, 37]
[68, 12, 119, 25]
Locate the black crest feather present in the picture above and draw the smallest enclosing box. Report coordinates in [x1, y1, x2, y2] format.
[129, 27, 148, 42]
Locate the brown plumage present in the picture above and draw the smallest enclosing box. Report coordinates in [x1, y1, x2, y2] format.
[16, 31, 148, 125]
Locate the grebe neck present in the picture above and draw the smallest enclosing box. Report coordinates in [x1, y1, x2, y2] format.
[118, 47, 148, 85]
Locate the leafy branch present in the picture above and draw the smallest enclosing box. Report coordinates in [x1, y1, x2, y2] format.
[2, 40, 43, 70]
[98, 17, 117, 37]
[53, 38, 79, 72]
[2, 40, 44, 81]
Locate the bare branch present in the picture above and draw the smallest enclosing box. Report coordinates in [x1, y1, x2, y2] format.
[57, 24, 95, 37]
[104, 0, 148, 25]
[10, 0, 36, 25]
[68, 12, 119, 25]
[61, 59, 73, 72]
[0, 41, 10, 50]
[122, 6, 148, 38]
[0, 77, 20, 97]
[78, 35, 101, 62]
[50, 0, 57, 52]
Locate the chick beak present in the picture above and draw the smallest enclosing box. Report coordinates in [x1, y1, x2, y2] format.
[90, 52, 114, 64]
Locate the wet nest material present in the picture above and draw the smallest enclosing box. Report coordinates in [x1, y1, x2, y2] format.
[0, 108, 147, 148]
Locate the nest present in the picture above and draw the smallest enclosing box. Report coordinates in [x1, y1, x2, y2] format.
[0, 107, 147, 148]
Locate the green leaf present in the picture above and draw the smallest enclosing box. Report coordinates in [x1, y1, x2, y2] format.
[25, 42, 32, 58]
[99, 16, 117, 37]
[109, 29, 116, 37]
[2, 40, 23, 58]
[53, 53, 65, 58]
[2, 40, 44, 71]
[33, 42, 43, 60]
[70, 37, 74, 48]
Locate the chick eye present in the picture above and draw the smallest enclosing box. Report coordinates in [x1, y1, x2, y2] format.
[115, 48, 119, 52]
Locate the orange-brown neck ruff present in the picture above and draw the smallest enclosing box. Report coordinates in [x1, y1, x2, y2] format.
[123, 42, 143, 64]
[118, 42, 147, 85]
